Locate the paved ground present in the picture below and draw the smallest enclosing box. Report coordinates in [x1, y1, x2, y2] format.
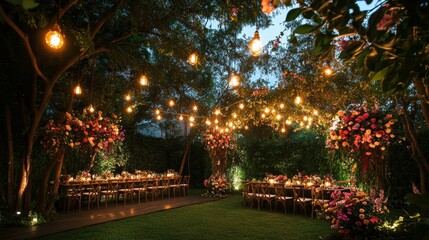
[0, 195, 216, 239]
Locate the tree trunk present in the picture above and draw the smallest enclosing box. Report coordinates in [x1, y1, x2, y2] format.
[36, 157, 57, 211]
[179, 125, 195, 175]
[5, 105, 15, 211]
[88, 153, 97, 172]
[47, 149, 65, 211]
[414, 78, 429, 130]
[401, 98, 428, 193]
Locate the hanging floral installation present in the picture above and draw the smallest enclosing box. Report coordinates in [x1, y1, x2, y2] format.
[41, 110, 125, 169]
[203, 128, 234, 174]
[326, 104, 397, 188]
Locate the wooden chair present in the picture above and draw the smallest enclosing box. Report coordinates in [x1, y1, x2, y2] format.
[241, 182, 254, 207]
[82, 180, 102, 210]
[65, 181, 83, 212]
[274, 184, 293, 214]
[100, 179, 119, 207]
[180, 176, 190, 196]
[159, 177, 171, 199]
[118, 179, 135, 205]
[311, 187, 330, 218]
[147, 178, 160, 201]
[258, 183, 276, 211]
[133, 179, 149, 204]
[292, 186, 312, 216]
[169, 176, 182, 198]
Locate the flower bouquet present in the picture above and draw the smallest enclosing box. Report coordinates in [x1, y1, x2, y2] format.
[202, 172, 230, 198]
[319, 187, 388, 238]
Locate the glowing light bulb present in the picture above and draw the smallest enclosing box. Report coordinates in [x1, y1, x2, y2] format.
[295, 96, 302, 105]
[286, 120, 292, 125]
[156, 115, 162, 121]
[304, 116, 308, 121]
[249, 30, 262, 56]
[125, 94, 131, 101]
[229, 72, 240, 87]
[179, 115, 183, 121]
[276, 114, 282, 120]
[214, 119, 219, 124]
[168, 99, 175, 107]
[126, 106, 133, 113]
[239, 103, 244, 109]
[139, 75, 148, 86]
[206, 119, 211, 125]
[193, 105, 198, 111]
[215, 109, 221, 115]
[264, 107, 270, 113]
[313, 110, 319, 115]
[281, 127, 286, 133]
[74, 84, 82, 95]
[188, 53, 198, 65]
[190, 122, 194, 127]
[89, 105, 95, 113]
[155, 109, 160, 115]
[232, 113, 237, 118]
[280, 103, 285, 109]
[261, 113, 266, 118]
[189, 116, 195, 122]
[244, 126, 249, 130]
[324, 66, 333, 76]
[45, 24, 64, 49]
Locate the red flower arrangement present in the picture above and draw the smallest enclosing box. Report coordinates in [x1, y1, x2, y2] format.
[41, 111, 125, 156]
[326, 104, 396, 157]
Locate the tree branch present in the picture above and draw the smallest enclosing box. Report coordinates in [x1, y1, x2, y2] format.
[0, 3, 49, 83]
[90, 0, 124, 39]
[58, 0, 78, 20]
[111, 32, 135, 44]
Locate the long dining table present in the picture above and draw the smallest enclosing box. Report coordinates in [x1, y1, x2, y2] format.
[57, 175, 189, 211]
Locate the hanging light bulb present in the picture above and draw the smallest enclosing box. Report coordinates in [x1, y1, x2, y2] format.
[156, 115, 162, 121]
[193, 105, 198, 112]
[286, 120, 292, 125]
[214, 118, 219, 124]
[214, 109, 221, 115]
[313, 110, 319, 115]
[295, 96, 302, 105]
[276, 114, 282, 120]
[249, 30, 262, 56]
[281, 127, 286, 133]
[45, 23, 64, 49]
[126, 106, 133, 113]
[155, 109, 160, 115]
[279, 103, 285, 109]
[232, 112, 237, 118]
[324, 65, 333, 76]
[264, 107, 270, 113]
[179, 115, 183, 121]
[125, 94, 131, 101]
[188, 53, 198, 66]
[239, 103, 244, 109]
[229, 71, 240, 87]
[189, 116, 195, 122]
[205, 119, 211, 125]
[168, 99, 175, 107]
[89, 104, 95, 113]
[139, 75, 148, 86]
[74, 84, 82, 95]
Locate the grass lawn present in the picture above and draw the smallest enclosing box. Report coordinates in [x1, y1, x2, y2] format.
[40, 192, 334, 240]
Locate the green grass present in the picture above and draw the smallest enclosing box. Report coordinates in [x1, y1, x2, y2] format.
[40, 192, 334, 240]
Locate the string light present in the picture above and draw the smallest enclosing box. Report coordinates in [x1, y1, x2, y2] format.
[261, 113, 266, 118]
[286, 120, 292, 125]
[190, 122, 194, 127]
[193, 105, 198, 112]
[205, 119, 211, 125]
[232, 113, 237, 118]
[89, 104, 95, 113]
[215, 109, 221, 115]
[276, 114, 282, 120]
[139, 75, 148, 86]
[264, 107, 270, 113]
[281, 127, 286, 133]
[189, 116, 195, 122]
[280, 103, 285, 109]
[156, 115, 162, 121]
[168, 99, 175, 107]
[155, 109, 160, 115]
[74, 84, 82, 95]
[214, 118, 219, 124]
[179, 115, 183, 121]
[313, 110, 319, 115]
[295, 96, 302, 105]
[188, 53, 198, 66]
[249, 30, 262, 56]
[244, 126, 249, 130]
[239, 103, 244, 109]
[126, 106, 133, 113]
[45, 23, 64, 49]
[125, 94, 131, 101]
[229, 71, 240, 87]
[324, 65, 333, 76]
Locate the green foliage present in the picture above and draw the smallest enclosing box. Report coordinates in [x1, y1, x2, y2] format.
[238, 127, 330, 180]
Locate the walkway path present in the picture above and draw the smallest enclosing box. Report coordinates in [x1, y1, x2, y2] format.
[1, 196, 216, 239]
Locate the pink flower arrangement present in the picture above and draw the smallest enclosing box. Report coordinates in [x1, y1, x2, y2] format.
[41, 111, 125, 156]
[326, 104, 396, 157]
[320, 187, 388, 237]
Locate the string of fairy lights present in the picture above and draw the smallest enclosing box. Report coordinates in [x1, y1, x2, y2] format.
[44, 15, 333, 134]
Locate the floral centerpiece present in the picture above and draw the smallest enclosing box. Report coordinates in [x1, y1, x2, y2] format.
[76, 170, 91, 181]
[319, 187, 389, 238]
[203, 172, 230, 198]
